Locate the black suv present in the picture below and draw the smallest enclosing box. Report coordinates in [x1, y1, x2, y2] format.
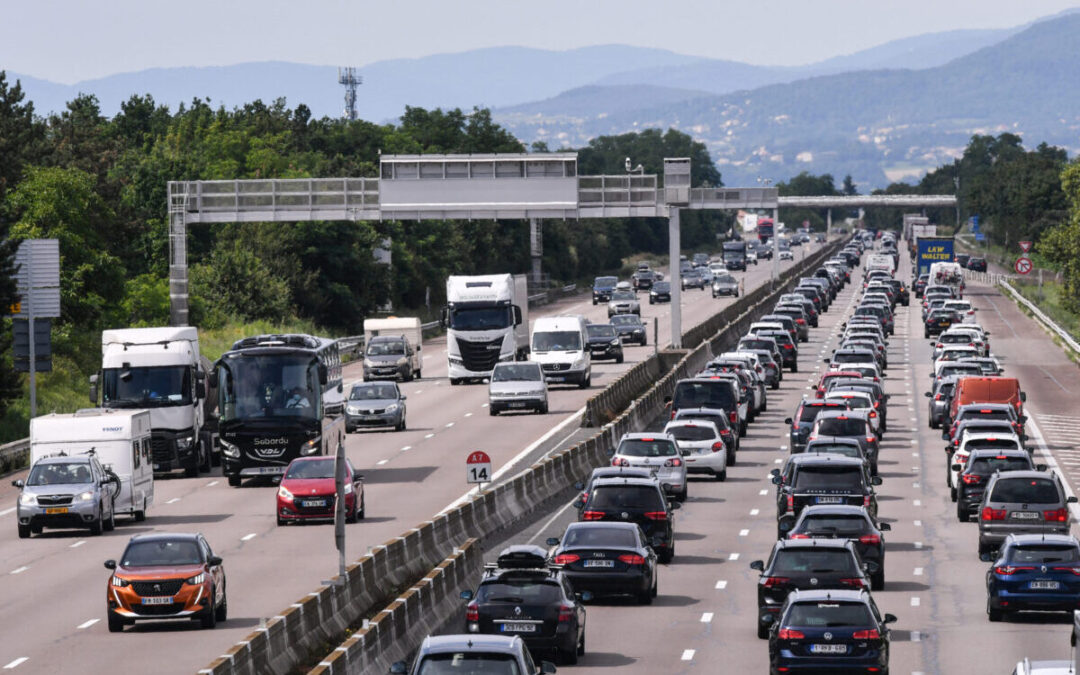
[585, 324, 624, 363]
[631, 268, 655, 291]
[575, 477, 680, 563]
[968, 257, 988, 272]
[773, 455, 881, 536]
[750, 539, 871, 638]
[787, 504, 889, 590]
[786, 400, 848, 453]
[461, 545, 586, 665]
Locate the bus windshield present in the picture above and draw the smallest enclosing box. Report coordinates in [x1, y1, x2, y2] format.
[218, 354, 320, 422]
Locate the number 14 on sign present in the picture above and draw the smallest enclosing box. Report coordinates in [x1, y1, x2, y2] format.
[467, 451, 492, 485]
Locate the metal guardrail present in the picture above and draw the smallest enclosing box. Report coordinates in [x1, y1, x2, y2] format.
[0, 438, 30, 475]
[999, 279, 1080, 356]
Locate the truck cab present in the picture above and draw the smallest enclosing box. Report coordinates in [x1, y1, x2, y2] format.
[445, 274, 529, 385]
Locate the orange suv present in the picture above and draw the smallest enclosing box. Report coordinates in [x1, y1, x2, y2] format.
[104, 532, 226, 632]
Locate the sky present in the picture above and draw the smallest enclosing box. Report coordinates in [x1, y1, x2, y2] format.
[4, 0, 1080, 83]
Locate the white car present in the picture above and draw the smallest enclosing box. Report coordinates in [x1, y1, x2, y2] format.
[943, 299, 978, 324]
[942, 326, 989, 356]
[948, 432, 1023, 494]
[932, 345, 981, 378]
[611, 432, 688, 501]
[779, 250, 793, 261]
[746, 250, 758, 265]
[663, 420, 728, 481]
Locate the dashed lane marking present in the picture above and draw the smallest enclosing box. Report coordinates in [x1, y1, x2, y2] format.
[700, 613, 713, 623]
[77, 619, 99, 629]
[715, 580, 728, 590]
[0, 507, 15, 516]
[750, 509, 759, 516]
[759, 489, 768, 496]
[206, 480, 219, 487]
[376, 459, 389, 466]
[915, 542, 924, 550]
[911, 597, 921, 607]
[681, 650, 695, 661]
[464, 413, 473, 418]
[70, 540, 85, 548]
[728, 553, 740, 561]
[166, 497, 180, 504]
[914, 520, 922, 527]
[3, 658, 28, 669]
[445, 422, 455, 428]
[425, 433, 435, 439]
[241, 533, 257, 542]
[914, 567, 924, 576]
[739, 529, 750, 536]
[10, 566, 28, 575]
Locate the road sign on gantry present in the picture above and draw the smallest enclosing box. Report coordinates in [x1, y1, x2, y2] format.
[466, 451, 492, 484]
[1019, 241, 1033, 253]
[1015, 257, 1032, 275]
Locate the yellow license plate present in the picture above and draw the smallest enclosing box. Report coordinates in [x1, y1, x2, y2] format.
[45, 507, 68, 514]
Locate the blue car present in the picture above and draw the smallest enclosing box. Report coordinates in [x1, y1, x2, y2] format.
[768, 589, 895, 674]
[985, 533, 1080, 621]
[592, 276, 618, 305]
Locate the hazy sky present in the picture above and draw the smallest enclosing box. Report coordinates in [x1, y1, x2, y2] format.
[5, 0, 1080, 83]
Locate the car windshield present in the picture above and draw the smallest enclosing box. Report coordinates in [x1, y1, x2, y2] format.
[795, 466, 864, 489]
[27, 462, 93, 486]
[366, 340, 405, 356]
[533, 331, 581, 352]
[102, 365, 192, 407]
[715, 275, 736, 284]
[618, 439, 678, 457]
[990, 478, 1060, 504]
[122, 539, 203, 567]
[610, 315, 640, 327]
[588, 486, 663, 511]
[653, 282, 671, 292]
[477, 580, 562, 604]
[594, 277, 617, 288]
[673, 382, 736, 411]
[666, 425, 717, 441]
[449, 306, 512, 331]
[417, 654, 520, 675]
[971, 457, 1031, 475]
[611, 291, 636, 301]
[815, 418, 867, 436]
[800, 514, 871, 536]
[285, 459, 336, 479]
[562, 525, 639, 548]
[1009, 545, 1080, 564]
[772, 549, 857, 574]
[350, 383, 398, 400]
[587, 325, 617, 339]
[786, 602, 874, 628]
[491, 364, 541, 382]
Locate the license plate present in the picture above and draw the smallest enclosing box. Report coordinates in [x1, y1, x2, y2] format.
[302, 499, 327, 507]
[142, 597, 174, 605]
[251, 466, 285, 475]
[363, 416, 383, 422]
[508, 402, 528, 408]
[44, 507, 68, 514]
[549, 377, 565, 382]
[810, 644, 847, 654]
[1030, 580, 1061, 590]
[1011, 511, 1040, 520]
[500, 622, 537, 633]
[816, 496, 843, 504]
[583, 560, 614, 568]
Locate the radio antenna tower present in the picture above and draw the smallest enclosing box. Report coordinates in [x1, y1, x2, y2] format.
[338, 67, 362, 121]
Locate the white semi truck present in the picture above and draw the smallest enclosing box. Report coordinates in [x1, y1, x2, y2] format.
[90, 327, 214, 477]
[444, 274, 530, 385]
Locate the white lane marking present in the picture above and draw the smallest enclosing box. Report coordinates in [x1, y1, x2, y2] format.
[1027, 414, 1080, 522]
[739, 529, 750, 537]
[481, 403, 489, 408]
[915, 542, 924, 550]
[774, 458, 783, 464]
[241, 533, 257, 542]
[425, 433, 435, 439]
[911, 597, 921, 607]
[70, 540, 86, 548]
[415, 390, 423, 395]
[912, 482, 920, 489]
[464, 412, 473, 418]
[700, 612, 713, 623]
[376, 459, 389, 466]
[911, 631, 922, 642]
[206, 480, 219, 487]
[759, 489, 768, 496]
[750, 509, 760, 516]
[914, 567, 924, 576]
[910, 439, 918, 444]
[166, 497, 180, 504]
[77, 619, 99, 629]
[3, 658, 28, 669]
[914, 520, 922, 527]
[10, 566, 29, 575]
[728, 553, 740, 561]
[0, 507, 15, 516]
[715, 580, 728, 589]
[913, 500, 922, 507]
[445, 422, 455, 428]
[681, 650, 695, 661]
[401, 446, 412, 451]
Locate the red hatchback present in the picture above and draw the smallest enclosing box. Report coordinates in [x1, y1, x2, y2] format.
[276, 456, 365, 525]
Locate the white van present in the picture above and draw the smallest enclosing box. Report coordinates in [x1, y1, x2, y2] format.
[929, 261, 965, 299]
[866, 254, 895, 276]
[30, 409, 154, 520]
[530, 315, 591, 388]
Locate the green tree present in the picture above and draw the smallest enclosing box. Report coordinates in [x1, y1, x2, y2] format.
[1040, 159, 1080, 312]
[0, 72, 46, 203]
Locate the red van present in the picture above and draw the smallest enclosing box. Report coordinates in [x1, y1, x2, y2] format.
[948, 377, 1025, 426]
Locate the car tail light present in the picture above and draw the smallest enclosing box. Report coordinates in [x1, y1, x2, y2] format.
[994, 565, 1034, 575]
[852, 628, 880, 640]
[783, 344, 793, 350]
[792, 422, 800, 431]
[788, 533, 809, 539]
[553, 554, 581, 565]
[664, 458, 683, 468]
[618, 554, 646, 565]
[558, 605, 574, 622]
[786, 495, 794, 511]
[778, 628, 805, 640]
[866, 436, 876, 444]
[1044, 508, 1068, 522]
[582, 511, 604, 521]
[729, 411, 737, 424]
[962, 474, 981, 484]
[720, 429, 732, 438]
[840, 578, 865, 588]
[934, 393, 942, 401]
[863, 495, 872, 508]
[644, 511, 668, 521]
[858, 534, 881, 545]
[1053, 567, 1080, 576]
[466, 602, 479, 622]
[711, 442, 725, 453]
[982, 507, 1006, 521]
[869, 411, 877, 419]
[796, 319, 805, 325]
[612, 457, 629, 467]
[763, 576, 791, 588]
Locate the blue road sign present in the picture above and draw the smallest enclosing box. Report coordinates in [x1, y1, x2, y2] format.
[975, 233, 986, 242]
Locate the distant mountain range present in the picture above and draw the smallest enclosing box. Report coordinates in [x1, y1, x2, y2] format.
[3, 9, 1078, 189]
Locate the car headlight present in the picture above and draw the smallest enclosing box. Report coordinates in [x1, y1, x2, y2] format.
[111, 576, 129, 588]
[347, 406, 360, 415]
[397, 357, 408, 365]
[344, 482, 354, 494]
[19, 493, 36, 506]
[78, 491, 95, 502]
[449, 357, 464, 366]
[609, 339, 620, 346]
[176, 436, 194, 451]
[278, 485, 294, 501]
[385, 403, 399, 413]
[186, 573, 205, 585]
[301, 437, 321, 456]
[221, 439, 240, 458]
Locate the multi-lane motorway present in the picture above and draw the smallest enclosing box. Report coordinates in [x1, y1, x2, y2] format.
[0, 249, 815, 673]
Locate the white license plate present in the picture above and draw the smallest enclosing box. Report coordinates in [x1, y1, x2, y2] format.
[810, 644, 847, 654]
[1030, 580, 1061, 590]
[549, 377, 565, 382]
[508, 402, 528, 408]
[583, 560, 615, 568]
[816, 497, 844, 504]
[302, 499, 327, 507]
[1011, 511, 1040, 520]
[500, 622, 537, 633]
[142, 597, 174, 605]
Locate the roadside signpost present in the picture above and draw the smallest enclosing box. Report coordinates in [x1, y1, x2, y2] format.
[1019, 241, 1033, 253]
[466, 451, 492, 486]
[1015, 257, 1033, 275]
[12, 239, 61, 418]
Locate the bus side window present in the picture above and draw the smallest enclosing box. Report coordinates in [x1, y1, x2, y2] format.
[143, 438, 151, 463]
[133, 441, 140, 469]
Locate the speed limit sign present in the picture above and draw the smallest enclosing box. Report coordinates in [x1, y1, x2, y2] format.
[466, 451, 492, 484]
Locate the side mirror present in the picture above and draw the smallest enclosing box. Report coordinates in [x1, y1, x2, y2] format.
[545, 537, 560, 547]
[951, 464, 962, 472]
[207, 370, 219, 389]
[669, 502, 681, 511]
[784, 418, 793, 425]
[579, 591, 593, 602]
[778, 516, 795, 534]
[871, 477, 883, 486]
[400, 395, 407, 401]
[389, 662, 408, 675]
[771, 475, 782, 485]
[208, 555, 223, 566]
[770, 468, 781, 477]
[979, 551, 994, 563]
[878, 522, 891, 532]
[573, 481, 584, 491]
[663, 396, 672, 405]
[540, 662, 558, 674]
[104, 560, 117, 570]
[924, 392, 932, 398]
[864, 561, 880, 574]
[439, 308, 448, 329]
[1020, 392, 1027, 402]
[1036, 464, 1048, 472]
[1069, 496, 1078, 504]
[749, 560, 765, 571]
[513, 305, 523, 327]
[1020, 415, 1029, 424]
[572, 500, 584, 509]
[196, 381, 207, 400]
[11, 479, 24, 488]
[460, 590, 473, 601]
[89, 373, 99, 405]
[318, 363, 329, 386]
[882, 613, 897, 625]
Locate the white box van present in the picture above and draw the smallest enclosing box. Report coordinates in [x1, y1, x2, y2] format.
[530, 315, 591, 388]
[30, 409, 154, 520]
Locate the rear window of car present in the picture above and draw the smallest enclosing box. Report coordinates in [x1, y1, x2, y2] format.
[418, 654, 520, 675]
[795, 466, 864, 489]
[970, 457, 1031, 475]
[990, 478, 1061, 504]
[960, 411, 1010, 422]
[673, 381, 736, 411]
[771, 549, 857, 575]
[799, 404, 842, 423]
[741, 340, 775, 351]
[805, 444, 861, 459]
[477, 580, 563, 604]
[834, 352, 872, 364]
[666, 426, 717, 442]
[587, 486, 663, 511]
[815, 418, 868, 437]
[786, 602, 874, 628]
[1009, 545, 1080, 564]
[800, 514, 871, 536]
[964, 439, 1020, 452]
[618, 439, 678, 457]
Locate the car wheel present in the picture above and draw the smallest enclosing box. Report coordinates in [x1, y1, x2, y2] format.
[200, 591, 217, 629]
[538, 403, 549, 415]
[717, 469, 727, 482]
[215, 588, 228, 622]
[107, 612, 126, 633]
[104, 507, 115, 532]
[592, 299, 597, 305]
[771, 381, 779, 390]
[740, 421, 747, 437]
[660, 548, 674, 564]
[489, 407, 498, 416]
[579, 373, 591, 389]
[134, 502, 146, 522]
[987, 597, 1004, 622]
[17, 523, 30, 539]
[677, 488, 688, 502]
[276, 515, 285, 526]
[227, 475, 242, 488]
[757, 621, 771, 640]
[638, 584, 653, 605]
[395, 418, 405, 432]
[578, 628, 586, 655]
[358, 495, 366, 520]
[560, 642, 579, 666]
[616, 354, 624, 364]
[90, 511, 103, 536]
[346, 501, 357, 524]
[450, 378, 462, 386]
[198, 439, 212, 473]
[957, 502, 968, 522]
[184, 461, 198, 478]
[790, 364, 798, 373]
[871, 569, 885, 591]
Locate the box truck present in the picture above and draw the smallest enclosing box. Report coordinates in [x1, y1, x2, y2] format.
[444, 274, 530, 385]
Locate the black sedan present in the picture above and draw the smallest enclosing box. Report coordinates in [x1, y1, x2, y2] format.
[681, 269, 708, 291]
[924, 308, 960, 337]
[968, 257, 988, 272]
[585, 324, 624, 363]
[547, 522, 658, 603]
[649, 281, 672, 304]
[786, 504, 889, 590]
[610, 314, 647, 346]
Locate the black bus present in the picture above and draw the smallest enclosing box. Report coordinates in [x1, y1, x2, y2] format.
[213, 334, 345, 487]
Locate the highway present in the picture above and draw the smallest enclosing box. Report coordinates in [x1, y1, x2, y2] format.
[482, 248, 1080, 674]
[0, 248, 818, 673]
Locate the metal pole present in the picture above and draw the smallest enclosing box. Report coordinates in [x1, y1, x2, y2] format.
[334, 439, 346, 580]
[771, 208, 780, 285]
[653, 316, 658, 356]
[826, 208, 832, 240]
[28, 312, 36, 419]
[529, 218, 543, 285]
[669, 208, 682, 349]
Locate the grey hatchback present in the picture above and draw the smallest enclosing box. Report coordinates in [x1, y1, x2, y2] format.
[978, 470, 1077, 557]
[345, 381, 406, 432]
